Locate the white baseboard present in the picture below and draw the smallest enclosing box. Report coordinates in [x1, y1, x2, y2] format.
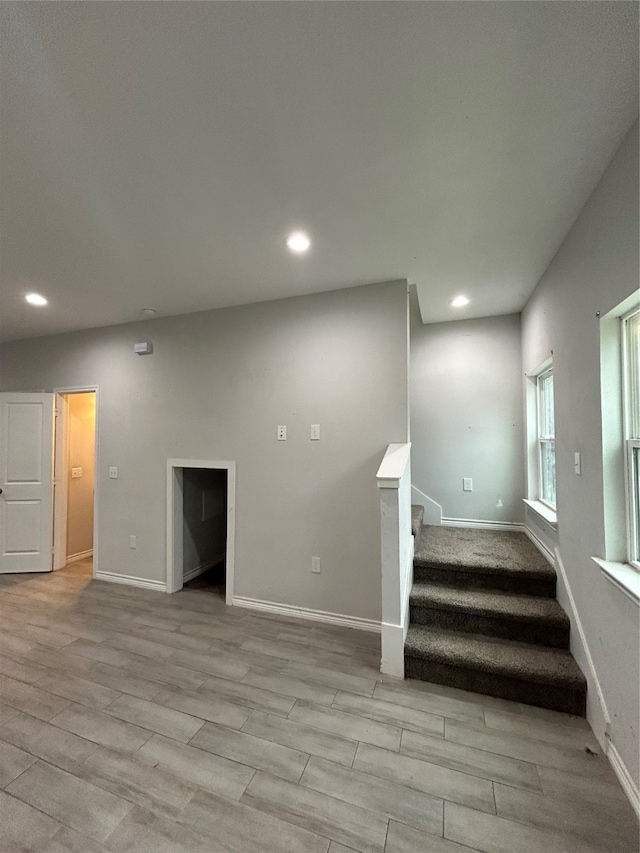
[232, 596, 381, 633]
[66, 549, 93, 564]
[442, 517, 524, 533]
[95, 571, 166, 592]
[608, 742, 640, 820]
[381, 621, 406, 678]
[183, 554, 224, 585]
[524, 526, 555, 567]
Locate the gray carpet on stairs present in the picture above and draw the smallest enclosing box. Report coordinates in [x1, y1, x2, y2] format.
[414, 524, 554, 578]
[411, 505, 424, 539]
[405, 516, 587, 715]
[409, 583, 568, 625]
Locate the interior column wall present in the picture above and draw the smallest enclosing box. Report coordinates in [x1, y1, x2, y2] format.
[0, 280, 409, 623]
[410, 292, 525, 525]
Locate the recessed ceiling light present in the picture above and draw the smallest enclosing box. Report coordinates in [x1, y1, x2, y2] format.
[450, 295, 470, 307]
[25, 293, 48, 306]
[285, 231, 311, 253]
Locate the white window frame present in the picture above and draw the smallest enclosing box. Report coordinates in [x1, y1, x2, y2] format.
[537, 365, 556, 511]
[622, 307, 640, 570]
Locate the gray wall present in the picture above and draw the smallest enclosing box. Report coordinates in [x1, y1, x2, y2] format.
[411, 296, 525, 523]
[0, 280, 409, 621]
[522, 122, 639, 787]
[182, 467, 227, 579]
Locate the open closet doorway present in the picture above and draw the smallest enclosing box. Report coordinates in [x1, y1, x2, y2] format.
[54, 389, 97, 579]
[167, 459, 235, 603]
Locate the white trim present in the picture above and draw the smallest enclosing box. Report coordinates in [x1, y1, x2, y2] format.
[54, 385, 100, 580]
[380, 622, 407, 678]
[182, 554, 224, 585]
[65, 549, 93, 564]
[95, 570, 166, 592]
[607, 741, 640, 820]
[381, 535, 414, 679]
[53, 394, 68, 571]
[524, 526, 556, 567]
[166, 459, 235, 603]
[592, 557, 640, 606]
[553, 547, 611, 730]
[232, 596, 381, 633]
[523, 498, 557, 529]
[442, 517, 524, 533]
[376, 443, 412, 488]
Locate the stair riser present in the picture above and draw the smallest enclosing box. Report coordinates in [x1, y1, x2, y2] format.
[413, 565, 556, 598]
[409, 605, 569, 649]
[404, 657, 586, 716]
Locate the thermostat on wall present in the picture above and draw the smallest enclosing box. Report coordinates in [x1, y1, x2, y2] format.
[134, 341, 153, 355]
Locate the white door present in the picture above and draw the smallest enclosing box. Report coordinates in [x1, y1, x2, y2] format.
[0, 393, 55, 573]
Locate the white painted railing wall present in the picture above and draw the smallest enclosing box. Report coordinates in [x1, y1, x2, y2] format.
[377, 443, 413, 677]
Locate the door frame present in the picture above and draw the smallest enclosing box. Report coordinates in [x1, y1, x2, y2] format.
[166, 458, 236, 603]
[53, 385, 100, 578]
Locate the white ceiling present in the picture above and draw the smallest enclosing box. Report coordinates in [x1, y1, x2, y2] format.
[0, 2, 637, 342]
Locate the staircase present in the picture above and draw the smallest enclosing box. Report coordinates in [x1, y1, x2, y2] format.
[406, 509, 587, 716]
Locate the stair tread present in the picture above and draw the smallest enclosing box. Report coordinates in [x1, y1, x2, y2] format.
[410, 583, 569, 626]
[414, 525, 555, 579]
[405, 626, 586, 690]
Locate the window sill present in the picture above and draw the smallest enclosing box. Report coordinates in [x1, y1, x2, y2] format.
[592, 558, 640, 606]
[523, 499, 557, 530]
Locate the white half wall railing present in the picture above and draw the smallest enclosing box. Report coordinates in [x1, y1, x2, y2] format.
[377, 442, 413, 678]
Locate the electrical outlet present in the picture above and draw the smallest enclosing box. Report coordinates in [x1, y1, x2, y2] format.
[310, 424, 320, 440]
[277, 425, 287, 441]
[129, 535, 137, 549]
[311, 556, 321, 574]
[463, 478, 473, 491]
[109, 467, 118, 479]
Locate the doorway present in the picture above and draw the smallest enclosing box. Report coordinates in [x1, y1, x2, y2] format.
[53, 387, 98, 578]
[167, 459, 235, 603]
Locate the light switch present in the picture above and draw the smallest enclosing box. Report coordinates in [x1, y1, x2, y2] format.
[109, 467, 118, 479]
[310, 424, 320, 440]
[574, 452, 581, 475]
[71, 467, 82, 478]
[277, 425, 287, 441]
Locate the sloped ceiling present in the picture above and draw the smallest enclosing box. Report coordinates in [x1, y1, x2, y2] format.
[0, 1, 637, 342]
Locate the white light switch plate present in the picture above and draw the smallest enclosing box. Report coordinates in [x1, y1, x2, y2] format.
[109, 467, 118, 479]
[463, 478, 473, 491]
[71, 467, 82, 478]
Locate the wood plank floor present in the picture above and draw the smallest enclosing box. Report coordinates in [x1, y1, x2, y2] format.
[0, 560, 637, 853]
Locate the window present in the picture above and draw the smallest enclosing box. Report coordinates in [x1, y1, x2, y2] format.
[537, 366, 556, 509]
[622, 307, 640, 568]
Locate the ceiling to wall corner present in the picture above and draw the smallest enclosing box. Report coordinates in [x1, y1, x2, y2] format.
[0, 2, 637, 341]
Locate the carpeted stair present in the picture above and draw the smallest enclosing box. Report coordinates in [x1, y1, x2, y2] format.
[406, 518, 587, 715]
